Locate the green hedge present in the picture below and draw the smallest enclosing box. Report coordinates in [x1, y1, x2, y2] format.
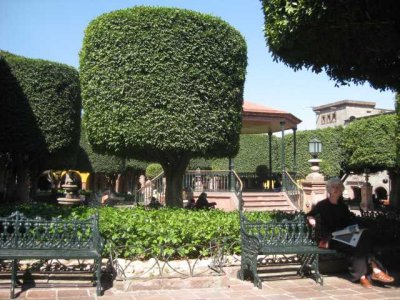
[0, 50, 81, 169]
[76, 127, 124, 174]
[0, 204, 276, 259]
[212, 127, 344, 178]
[80, 6, 247, 160]
[342, 113, 396, 173]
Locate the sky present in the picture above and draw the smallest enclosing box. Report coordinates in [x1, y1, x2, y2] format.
[0, 0, 396, 130]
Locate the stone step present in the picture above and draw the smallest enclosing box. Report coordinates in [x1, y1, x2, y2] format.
[244, 206, 295, 212]
[242, 192, 296, 212]
[244, 200, 288, 206]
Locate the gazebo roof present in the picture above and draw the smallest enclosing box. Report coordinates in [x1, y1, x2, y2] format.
[241, 101, 302, 134]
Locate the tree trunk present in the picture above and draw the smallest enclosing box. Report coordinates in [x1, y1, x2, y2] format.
[107, 174, 117, 192]
[389, 169, 400, 209]
[14, 153, 30, 203]
[162, 154, 190, 207]
[29, 171, 39, 201]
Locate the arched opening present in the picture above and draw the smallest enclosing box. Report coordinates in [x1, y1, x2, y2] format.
[37, 172, 52, 191]
[374, 186, 388, 201]
[352, 186, 362, 202]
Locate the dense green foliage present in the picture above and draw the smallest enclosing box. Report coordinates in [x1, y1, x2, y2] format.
[145, 163, 163, 179]
[125, 159, 147, 173]
[342, 114, 396, 173]
[285, 127, 345, 178]
[0, 50, 81, 168]
[0, 204, 276, 259]
[261, 1, 400, 91]
[76, 127, 124, 174]
[213, 127, 344, 178]
[80, 6, 247, 206]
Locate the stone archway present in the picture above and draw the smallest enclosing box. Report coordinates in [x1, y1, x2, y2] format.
[374, 186, 388, 201]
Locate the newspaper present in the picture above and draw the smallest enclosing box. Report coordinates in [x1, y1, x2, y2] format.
[331, 224, 365, 247]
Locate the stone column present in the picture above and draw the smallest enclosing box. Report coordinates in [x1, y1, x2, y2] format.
[360, 170, 374, 211]
[302, 158, 326, 212]
[280, 121, 286, 188]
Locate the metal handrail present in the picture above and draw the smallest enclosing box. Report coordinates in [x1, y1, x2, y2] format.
[282, 170, 304, 211]
[134, 172, 165, 205]
[133, 169, 244, 206]
[232, 170, 244, 211]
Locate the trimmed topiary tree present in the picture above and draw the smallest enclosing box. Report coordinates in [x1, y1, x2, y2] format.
[145, 163, 163, 180]
[260, 1, 400, 206]
[0, 50, 81, 201]
[342, 113, 398, 207]
[76, 128, 125, 192]
[80, 6, 247, 206]
[260, 0, 400, 92]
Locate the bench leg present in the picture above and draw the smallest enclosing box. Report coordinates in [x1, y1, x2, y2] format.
[298, 254, 313, 277]
[239, 255, 262, 289]
[312, 254, 323, 285]
[298, 254, 323, 285]
[96, 258, 102, 296]
[249, 256, 262, 289]
[10, 259, 17, 299]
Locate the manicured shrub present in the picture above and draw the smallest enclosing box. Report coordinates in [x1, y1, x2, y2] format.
[145, 163, 163, 179]
[80, 6, 247, 206]
[0, 50, 81, 168]
[0, 203, 275, 259]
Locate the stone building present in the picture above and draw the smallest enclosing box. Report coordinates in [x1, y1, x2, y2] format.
[312, 100, 392, 129]
[312, 100, 394, 205]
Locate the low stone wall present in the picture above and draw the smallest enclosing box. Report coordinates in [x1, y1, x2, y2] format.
[113, 255, 241, 280]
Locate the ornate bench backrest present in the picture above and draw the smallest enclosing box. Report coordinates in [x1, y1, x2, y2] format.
[360, 210, 400, 242]
[0, 211, 102, 250]
[240, 212, 316, 247]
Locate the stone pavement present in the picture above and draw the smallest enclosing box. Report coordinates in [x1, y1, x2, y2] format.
[1, 271, 399, 300]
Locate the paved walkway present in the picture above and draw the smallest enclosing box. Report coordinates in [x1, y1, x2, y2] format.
[1, 271, 398, 300]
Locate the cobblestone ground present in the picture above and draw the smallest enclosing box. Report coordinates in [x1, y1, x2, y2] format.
[1, 271, 398, 300]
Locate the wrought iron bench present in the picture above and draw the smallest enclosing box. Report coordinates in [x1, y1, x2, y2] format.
[238, 211, 337, 288]
[359, 210, 400, 262]
[0, 211, 104, 298]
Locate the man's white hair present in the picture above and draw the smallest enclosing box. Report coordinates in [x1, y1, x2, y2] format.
[326, 177, 344, 192]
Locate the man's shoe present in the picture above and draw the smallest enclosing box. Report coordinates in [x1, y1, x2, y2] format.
[371, 271, 394, 283]
[360, 277, 373, 288]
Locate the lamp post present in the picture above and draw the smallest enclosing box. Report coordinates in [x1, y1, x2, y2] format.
[361, 168, 373, 211]
[303, 138, 325, 211]
[309, 138, 322, 159]
[306, 138, 323, 181]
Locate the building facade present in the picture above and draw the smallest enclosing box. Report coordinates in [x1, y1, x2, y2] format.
[312, 100, 394, 205]
[313, 100, 392, 129]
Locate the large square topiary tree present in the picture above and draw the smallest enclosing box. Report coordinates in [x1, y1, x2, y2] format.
[80, 6, 247, 207]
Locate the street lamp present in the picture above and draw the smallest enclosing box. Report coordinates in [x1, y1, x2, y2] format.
[309, 138, 322, 159]
[306, 137, 323, 181]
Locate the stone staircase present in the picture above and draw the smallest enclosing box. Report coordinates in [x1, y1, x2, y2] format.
[242, 192, 297, 212]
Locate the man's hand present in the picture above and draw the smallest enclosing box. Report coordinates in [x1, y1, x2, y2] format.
[307, 216, 316, 227]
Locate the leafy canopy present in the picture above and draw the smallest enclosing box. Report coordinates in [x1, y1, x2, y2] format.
[261, 0, 400, 91]
[76, 127, 124, 175]
[80, 6, 247, 160]
[342, 113, 396, 173]
[0, 50, 81, 169]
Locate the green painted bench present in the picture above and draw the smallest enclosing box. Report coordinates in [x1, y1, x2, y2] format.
[238, 211, 337, 288]
[0, 211, 104, 298]
[359, 210, 400, 262]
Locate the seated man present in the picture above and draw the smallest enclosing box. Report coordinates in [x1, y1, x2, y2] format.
[306, 178, 394, 288]
[101, 191, 110, 205]
[195, 192, 216, 209]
